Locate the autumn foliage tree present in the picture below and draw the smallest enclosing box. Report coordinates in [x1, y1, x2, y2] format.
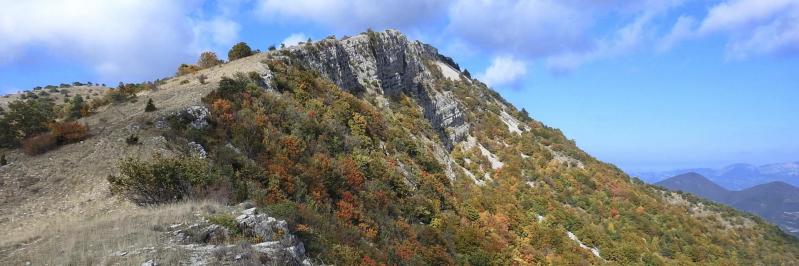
[197, 51, 223, 68]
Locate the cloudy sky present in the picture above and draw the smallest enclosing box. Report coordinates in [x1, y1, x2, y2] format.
[1, 0, 798, 171]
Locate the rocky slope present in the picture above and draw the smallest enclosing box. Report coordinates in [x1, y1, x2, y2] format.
[2, 29, 799, 265]
[282, 30, 469, 149]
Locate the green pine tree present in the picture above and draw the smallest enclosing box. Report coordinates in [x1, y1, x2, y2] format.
[145, 98, 157, 112]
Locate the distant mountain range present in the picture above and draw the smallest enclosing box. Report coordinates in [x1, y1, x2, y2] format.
[633, 161, 799, 190]
[656, 173, 799, 237]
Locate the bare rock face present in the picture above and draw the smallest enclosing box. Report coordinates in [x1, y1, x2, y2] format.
[283, 30, 469, 149]
[235, 208, 310, 265]
[155, 105, 210, 130]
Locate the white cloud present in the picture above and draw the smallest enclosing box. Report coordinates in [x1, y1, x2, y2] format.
[448, 0, 688, 72]
[546, 12, 656, 72]
[478, 56, 527, 87]
[282, 33, 309, 47]
[447, 0, 592, 58]
[192, 17, 241, 54]
[655, 0, 799, 59]
[254, 0, 448, 32]
[697, 0, 799, 59]
[0, 0, 240, 83]
[698, 0, 796, 34]
[658, 16, 697, 52]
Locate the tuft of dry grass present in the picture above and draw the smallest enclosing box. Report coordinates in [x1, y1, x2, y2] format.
[0, 201, 224, 266]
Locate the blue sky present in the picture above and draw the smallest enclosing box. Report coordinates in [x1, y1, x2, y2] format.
[1, 0, 798, 171]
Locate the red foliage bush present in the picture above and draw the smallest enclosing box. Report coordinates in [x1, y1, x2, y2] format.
[22, 133, 57, 155]
[340, 158, 365, 189]
[50, 121, 89, 143]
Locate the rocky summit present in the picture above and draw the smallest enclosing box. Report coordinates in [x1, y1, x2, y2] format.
[1, 29, 799, 265]
[280, 30, 470, 149]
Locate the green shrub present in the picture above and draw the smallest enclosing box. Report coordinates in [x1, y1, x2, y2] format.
[207, 213, 241, 235]
[68, 95, 86, 119]
[217, 77, 246, 97]
[125, 134, 139, 145]
[107, 89, 131, 103]
[4, 98, 56, 141]
[145, 98, 157, 112]
[227, 42, 253, 61]
[0, 118, 19, 148]
[262, 201, 299, 222]
[108, 154, 216, 205]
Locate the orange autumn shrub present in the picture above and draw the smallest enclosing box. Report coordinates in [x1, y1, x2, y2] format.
[22, 133, 57, 155]
[50, 121, 89, 143]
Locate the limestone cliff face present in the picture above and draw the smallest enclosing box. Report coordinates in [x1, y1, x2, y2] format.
[281, 30, 468, 149]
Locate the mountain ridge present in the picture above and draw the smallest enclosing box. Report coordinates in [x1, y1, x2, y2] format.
[634, 161, 799, 190]
[2, 29, 799, 265]
[657, 173, 799, 237]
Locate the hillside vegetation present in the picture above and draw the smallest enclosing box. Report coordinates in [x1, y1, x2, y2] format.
[2, 30, 799, 265]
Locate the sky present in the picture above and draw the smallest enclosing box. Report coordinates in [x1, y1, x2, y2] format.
[1, 0, 798, 171]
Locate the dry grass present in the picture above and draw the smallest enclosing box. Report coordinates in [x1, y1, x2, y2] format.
[0, 201, 224, 265]
[0, 51, 275, 265]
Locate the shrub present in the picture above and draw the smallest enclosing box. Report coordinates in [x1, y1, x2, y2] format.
[228, 42, 253, 61]
[125, 134, 140, 145]
[4, 98, 56, 140]
[107, 154, 216, 205]
[50, 121, 89, 144]
[0, 118, 19, 148]
[0, 153, 7, 166]
[107, 89, 131, 103]
[177, 64, 201, 76]
[207, 213, 241, 235]
[22, 133, 58, 155]
[197, 51, 223, 69]
[216, 77, 247, 98]
[145, 98, 157, 112]
[88, 96, 110, 111]
[68, 95, 86, 119]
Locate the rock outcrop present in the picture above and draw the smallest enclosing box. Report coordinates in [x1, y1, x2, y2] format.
[235, 208, 309, 264]
[169, 206, 312, 265]
[282, 30, 469, 149]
